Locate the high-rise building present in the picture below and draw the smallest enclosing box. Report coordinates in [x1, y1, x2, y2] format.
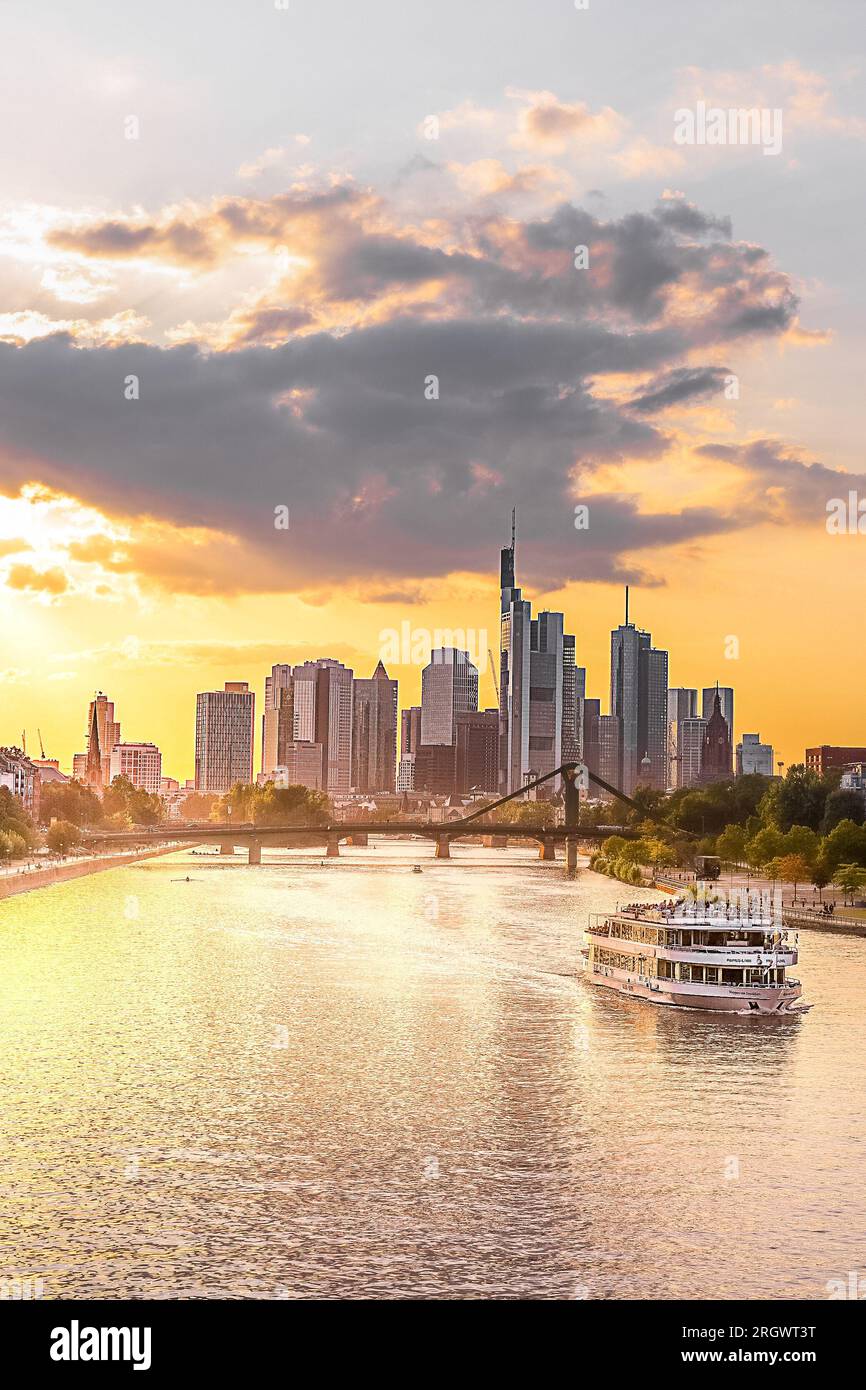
[498, 517, 575, 796]
[597, 714, 622, 791]
[414, 742, 460, 795]
[108, 742, 162, 793]
[291, 659, 354, 793]
[580, 697, 601, 779]
[668, 688, 698, 722]
[352, 661, 398, 792]
[194, 682, 255, 793]
[677, 718, 707, 787]
[261, 665, 295, 780]
[736, 733, 774, 777]
[702, 687, 733, 783]
[561, 636, 584, 766]
[527, 611, 564, 793]
[261, 665, 293, 778]
[75, 692, 121, 789]
[499, 516, 531, 796]
[702, 686, 734, 747]
[420, 648, 478, 746]
[455, 710, 499, 794]
[265, 744, 324, 791]
[667, 688, 698, 789]
[401, 706, 422, 760]
[609, 590, 668, 795]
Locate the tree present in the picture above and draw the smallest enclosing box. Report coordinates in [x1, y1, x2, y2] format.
[210, 781, 331, 828]
[775, 853, 812, 904]
[823, 819, 866, 871]
[102, 776, 165, 827]
[179, 792, 218, 821]
[46, 820, 82, 855]
[0, 787, 37, 850]
[38, 778, 103, 828]
[821, 789, 866, 834]
[745, 826, 785, 870]
[810, 856, 832, 902]
[758, 764, 829, 833]
[715, 824, 748, 865]
[601, 835, 628, 859]
[834, 864, 866, 906]
[781, 825, 819, 867]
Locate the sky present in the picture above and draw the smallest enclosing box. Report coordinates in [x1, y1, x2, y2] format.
[0, 0, 864, 780]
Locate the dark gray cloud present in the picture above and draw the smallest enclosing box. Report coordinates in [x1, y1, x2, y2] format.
[2, 195, 815, 594]
[628, 366, 731, 414]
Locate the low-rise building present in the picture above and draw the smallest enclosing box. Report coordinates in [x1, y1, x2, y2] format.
[806, 745, 866, 777]
[0, 746, 41, 820]
[736, 733, 774, 777]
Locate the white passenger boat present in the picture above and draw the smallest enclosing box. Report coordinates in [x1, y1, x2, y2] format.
[583, 894, 803, 1013]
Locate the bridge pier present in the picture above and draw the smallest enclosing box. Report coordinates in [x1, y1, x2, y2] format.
[435, 835, 451, 859]
[346, 832, 368, 847]
[482, 834, 495, 849]
[566, 837, 578, 878]
[539, 838, 556, 862]
[248, 842, 261, 865]
[219, 840, 235, 856]
[326, 835, 341, 858]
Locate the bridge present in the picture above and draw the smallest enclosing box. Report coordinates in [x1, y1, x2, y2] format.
[82, 762, 667, 875]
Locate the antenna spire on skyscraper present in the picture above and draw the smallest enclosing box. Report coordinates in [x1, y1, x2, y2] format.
[625, 585, 630, 626]
[511, 507, 516, 551]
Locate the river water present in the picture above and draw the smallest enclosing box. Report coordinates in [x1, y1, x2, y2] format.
[0, 841, 863, 1301]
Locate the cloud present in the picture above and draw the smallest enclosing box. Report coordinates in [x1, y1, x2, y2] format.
[695, 440, 866, 525]
[507, 89, 627, 152]
[628, 366, 732, 414]
[5, 562, 68, 596]
[0, 178, 829, 598]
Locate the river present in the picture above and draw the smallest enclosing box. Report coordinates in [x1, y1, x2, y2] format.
[0, 840, 863, 1300]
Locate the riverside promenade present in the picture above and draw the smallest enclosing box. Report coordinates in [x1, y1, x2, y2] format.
[0, 844, 182, 902]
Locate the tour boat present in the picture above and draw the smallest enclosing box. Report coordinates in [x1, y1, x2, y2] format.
[583, 895, 803, 1013]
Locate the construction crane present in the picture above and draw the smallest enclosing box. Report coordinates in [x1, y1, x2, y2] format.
[488, 649, 500, 706]
[38, 728, 46, 759]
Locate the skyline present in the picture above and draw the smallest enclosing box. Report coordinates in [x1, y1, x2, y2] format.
[4, 557, 837, 787]
[2, 1, 865, 778]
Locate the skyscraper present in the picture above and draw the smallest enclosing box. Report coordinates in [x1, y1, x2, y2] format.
[195, 682, 255, 793]
[528, 611, 564, 793]
[499, 514, 531, 795]
[677, 717, 707, 787]
[597, 714, 622, 790]
[668, 688, 698, 790]
[352, 660, 398, 792]
[498, 515, 575, 795]
[291, 659, 354, 793]
[401, 706, 421, 759]
[610, 590, 668, 795]
[261, 664, 294, 779]
[455, 710, 499, 794]
[420, 648, 478, 746]
[581, 697, 601, 779]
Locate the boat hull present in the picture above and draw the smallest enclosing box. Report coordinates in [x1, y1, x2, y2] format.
[586, 965, 802, 1014]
